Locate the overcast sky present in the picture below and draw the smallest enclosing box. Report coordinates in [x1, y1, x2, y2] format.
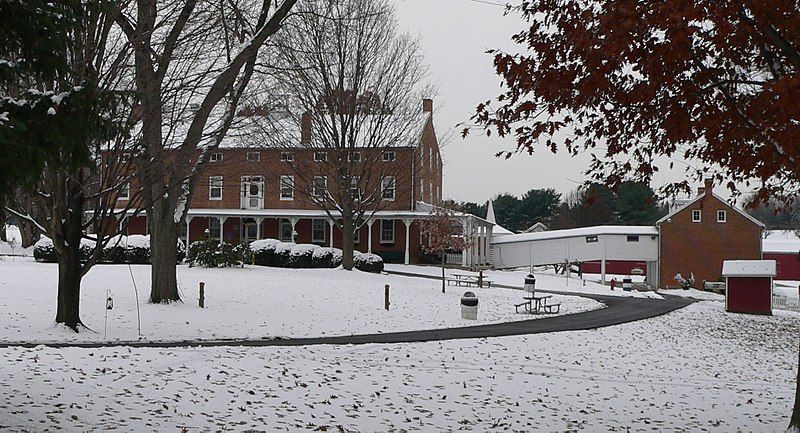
[392, 0, 714, 204]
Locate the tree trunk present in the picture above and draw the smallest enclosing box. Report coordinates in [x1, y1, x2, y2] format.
[441, 250, 446, 293]
[149, 199, 180, 303]
[791, 343, 800, 431]
[341, 217, 355, 270]
[55, 243, 83, 331]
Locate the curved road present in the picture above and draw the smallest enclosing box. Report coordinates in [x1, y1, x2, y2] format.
[0, 271, 694, 349]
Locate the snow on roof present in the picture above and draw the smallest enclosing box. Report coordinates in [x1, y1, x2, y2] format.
[655, 191, 765, 227]
[492, 224, 514, 236]
[721, 260, 777, 277]
[763, 239, 800, 254]
[491, 225, 657, 245]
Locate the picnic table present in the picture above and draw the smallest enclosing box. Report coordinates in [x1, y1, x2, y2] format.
[514, 292, 561, 314]
[446, 272, 493, 288]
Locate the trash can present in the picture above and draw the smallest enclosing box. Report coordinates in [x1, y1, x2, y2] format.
[623, 277, 633, 292]
[524, 274, 536, 294]
[461, 291, 478, 320]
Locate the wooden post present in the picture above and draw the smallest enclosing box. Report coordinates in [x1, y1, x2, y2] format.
[199, 282, 205, 308]
[384, 284, 390, 310]
[478, 269, 483, 288]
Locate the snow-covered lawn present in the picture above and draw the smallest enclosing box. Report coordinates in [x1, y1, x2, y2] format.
[0, 301, 797, 432]
[386, 264, 663, 298]
[0, 226, 34, 257]
[0, 258, 602, 344]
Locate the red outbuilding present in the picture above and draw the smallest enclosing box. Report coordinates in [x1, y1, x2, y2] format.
[722, 260, 776, 315]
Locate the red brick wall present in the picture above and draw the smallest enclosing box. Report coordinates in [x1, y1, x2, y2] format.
[658, 192, 762, 288]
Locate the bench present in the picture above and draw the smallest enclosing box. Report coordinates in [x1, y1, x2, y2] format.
[446, 274, 493, 288]
[515, 294, 556, 314]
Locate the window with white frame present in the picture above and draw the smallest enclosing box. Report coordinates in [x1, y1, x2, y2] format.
[382, 150, 396, 162]
[380, 219, 395, 243]
[280, 152, 294, 162]
[280, 175, 294, 200]
[348, 151, 361, 162]
[692, 209, 701, 222]
[246, 151, 260, 161]
[717, 210, 727, 223]
[279, 219, 293, 241]
[119, 179, 130, 200]
[209, 217, 221, 239]
[209, 176, 223, 200]
[313, 151, 327, 163]
[210, 152, 223, 162]
[313, 175, 328, 198]
[312, 219, 326, 243]
[350, 176, 361, 199]
[381, 176, 396, 200]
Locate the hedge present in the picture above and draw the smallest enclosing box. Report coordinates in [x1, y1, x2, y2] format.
[249, 238, 382, 272]
[33, 235, 186, 264]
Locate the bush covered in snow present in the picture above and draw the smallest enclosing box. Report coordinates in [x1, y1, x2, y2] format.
[288, 244, 320, 268]
[311, 247, 343, 268]
[33, 238, 56, 263]
[33, 235, 185, 264]
[250, 239, 282, 266]
[187, 240, 250, 268]
[353, 252, 385, 273]
[273, 242, 295, 267]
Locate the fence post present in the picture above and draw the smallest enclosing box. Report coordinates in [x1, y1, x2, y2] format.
[384, 284, 390, 310]
[478, 270, 483, 288]
[199, 282, 205, 308]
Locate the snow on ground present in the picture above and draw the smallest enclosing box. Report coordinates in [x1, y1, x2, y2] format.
[386, 264, 663, 299]
[0, 226, 34, 257]
[658, 288, 726, 301]
[0, 301, 796, 432]
[0, 258, 602, 344]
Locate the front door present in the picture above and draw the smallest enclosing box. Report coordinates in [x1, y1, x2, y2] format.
[241, 176, 264, 209]
[242, 220, 258, 243]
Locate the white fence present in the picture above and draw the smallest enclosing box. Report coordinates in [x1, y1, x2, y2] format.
[445, 252, 463, 265]
[773, 295, 800, 312]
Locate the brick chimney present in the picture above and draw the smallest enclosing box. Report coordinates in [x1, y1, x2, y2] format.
[300, 111, 312, 144]
[697, 178, 713, 196]
[422, 98, 433, 113]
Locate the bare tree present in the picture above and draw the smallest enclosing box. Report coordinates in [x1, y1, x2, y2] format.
[4, 4, 141, 331]
[250, 0, 430, 269]
[113, 0, 297, 302]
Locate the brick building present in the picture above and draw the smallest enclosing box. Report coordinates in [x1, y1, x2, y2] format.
[656, 179, 765, 288]
[119, 99, 495, 265]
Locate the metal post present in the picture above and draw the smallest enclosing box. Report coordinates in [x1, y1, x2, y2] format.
[199, 282, 205, 308]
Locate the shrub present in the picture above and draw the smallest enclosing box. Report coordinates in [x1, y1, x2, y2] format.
[311, 247, 343, 268]
[33, 238, 56, 263]
[78, 239, 96, 262]
[251, 238, 281, 266]
[101, 236, 127, 264]
[353, 252, 384, 273]
[187, 240, 250, 268]
[273, 242, 295, 267]
[289, 244, 320, 268]
[125, 235, 151, 264]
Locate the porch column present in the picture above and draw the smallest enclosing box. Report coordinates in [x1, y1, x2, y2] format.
[402, 218, 413, 265]
[255, 216, 264, 240]
[366, 219, 374, 253]
[289, 217, 299, 243]
[218, 216, 228, 244]
[461, 218, 469, 267]
[185, 216, 193, 245]
[328, 220, 335, 248]
[479, 225, 486, 265]
[487, 224, 494, 266]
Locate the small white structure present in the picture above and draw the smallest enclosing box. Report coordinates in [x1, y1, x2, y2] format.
[490, 225, 659, 286]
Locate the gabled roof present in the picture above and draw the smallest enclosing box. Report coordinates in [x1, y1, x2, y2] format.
[655, 192, 765, 228]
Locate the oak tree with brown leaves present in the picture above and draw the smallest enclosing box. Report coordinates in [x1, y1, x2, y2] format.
[467, 1, 800, 429]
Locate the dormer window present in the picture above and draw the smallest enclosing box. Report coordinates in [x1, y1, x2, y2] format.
[692, 210, 701, 222]
[382, 150, 396, 162]
[313, 151, 327, 163]
[246, 152, 260, 162]
[280, 152, 295, 162]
